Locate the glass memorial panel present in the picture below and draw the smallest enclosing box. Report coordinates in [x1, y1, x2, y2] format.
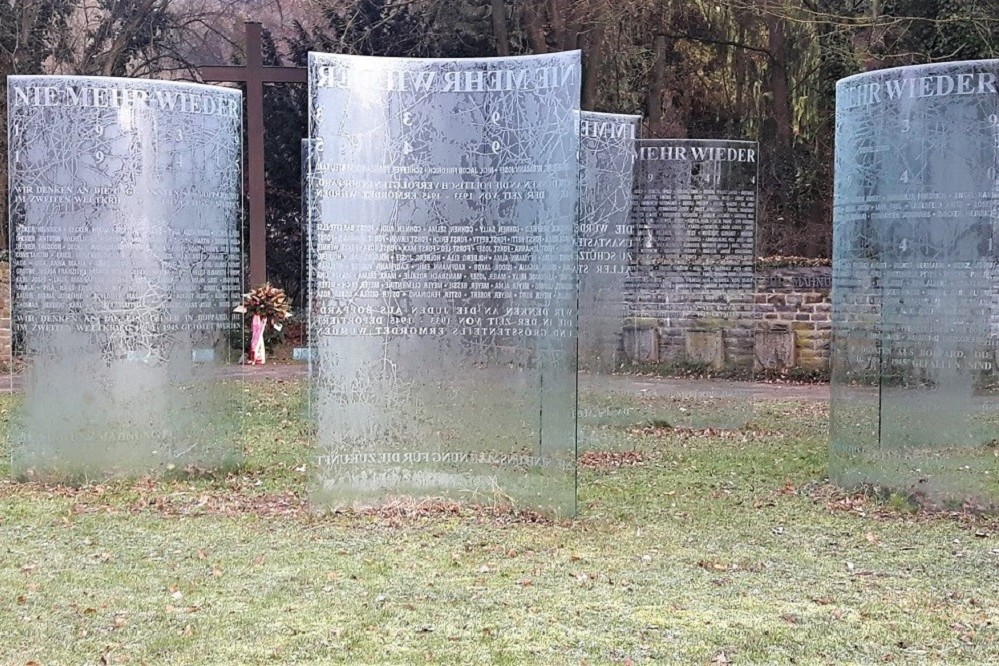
[627, 139, 758, 429]
[7, 76, 243, 477]
[307, 53, 580, 516]
[576, 112, 641, 450]
[297, 139, 318, 364]
[832, 62, 999, 506]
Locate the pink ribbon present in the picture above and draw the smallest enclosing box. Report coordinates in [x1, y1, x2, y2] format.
[249, 314, 266, 365]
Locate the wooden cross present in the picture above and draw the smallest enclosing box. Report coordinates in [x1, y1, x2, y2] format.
[198, 21, 307, 287]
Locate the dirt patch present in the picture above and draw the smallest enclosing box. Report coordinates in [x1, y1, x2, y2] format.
[0, 478, 562, 526]
[343, 496, 561, 527]
[629, 424, 781, 441]
[806, 482, 999, 527]
[579, 450, 646, 469]
[133, 490, 306, 517]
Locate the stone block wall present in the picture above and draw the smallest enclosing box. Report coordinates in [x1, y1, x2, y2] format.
[627, 270, 756, 370]
[651, 301, 756, 372]
[622, 264, 833, 375]
[755, 266, 832, 372]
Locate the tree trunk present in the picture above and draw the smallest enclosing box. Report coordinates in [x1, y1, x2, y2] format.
[548, 0, 567, 50]
[647, 33, 667, 136]
[764, 12, 793, 158]
[577, 0, 606, 110]
[521, 2, 548, 54]
[761, 8, 796, 248]
[490, 0, 509, 56]
[100, 0, 161, 76]
[579, 20, 604, 110]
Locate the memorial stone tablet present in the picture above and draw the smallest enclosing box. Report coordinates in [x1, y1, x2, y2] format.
[7, 76, 243, 476]
[832, 62, 999, 506]
[628, 139, 758, 428]
[307, 53, 580, 515]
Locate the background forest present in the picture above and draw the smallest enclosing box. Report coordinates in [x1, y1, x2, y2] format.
[3, 0, 999, 298]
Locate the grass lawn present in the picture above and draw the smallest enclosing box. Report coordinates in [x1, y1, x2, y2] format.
[1, 378, 997, 664]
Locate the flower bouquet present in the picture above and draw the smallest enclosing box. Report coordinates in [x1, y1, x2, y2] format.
[233, 283, 293, 365]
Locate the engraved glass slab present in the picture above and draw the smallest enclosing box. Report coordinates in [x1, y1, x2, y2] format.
[298, 139, 318, 364]
[627, 139, 758, 429]
[832, 62, 999, 506]
[577, 112, 640, 450]
[308, 53, 581, 516]
[7, 76, 243, 477]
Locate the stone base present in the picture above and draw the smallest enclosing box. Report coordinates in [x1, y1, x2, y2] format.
[755, 325, 795, 371]
[685, 329, 724, 370]
[622, 317, 659, 363]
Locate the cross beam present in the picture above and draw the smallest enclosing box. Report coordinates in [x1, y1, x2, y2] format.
[198, 21, 307, 287]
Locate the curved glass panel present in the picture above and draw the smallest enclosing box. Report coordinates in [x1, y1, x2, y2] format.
[307, 53, 581, 516]
[577, 112, 640, 449]
[7, 75, 243, 477]
[832, 62, 999, 505]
